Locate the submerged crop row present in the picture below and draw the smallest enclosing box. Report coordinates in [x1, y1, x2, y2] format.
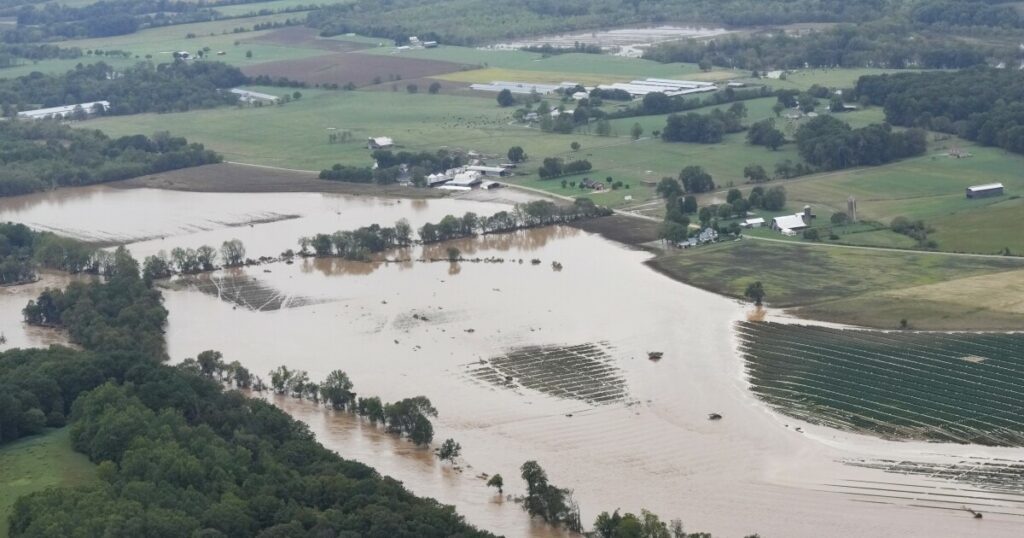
[736, 322, 1024, 446]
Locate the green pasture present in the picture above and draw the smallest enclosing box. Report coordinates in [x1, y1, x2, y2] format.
[0, 429, 97, 538]
[213, 0, 348, 17]
[648, 239, 1024, 307]
[746, 67, 921, 91]
[45, 14, 322, 68]
[362, 45, 740, 81]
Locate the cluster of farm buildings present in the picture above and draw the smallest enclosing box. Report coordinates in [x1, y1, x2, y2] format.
[470, 77, 727, 99]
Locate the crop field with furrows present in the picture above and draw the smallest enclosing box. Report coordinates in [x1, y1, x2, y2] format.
[845, 458, 1024, 493]
[466, 342, 627, 404]
[182, 272, 322, 311]
[736, 322, 1024, 446]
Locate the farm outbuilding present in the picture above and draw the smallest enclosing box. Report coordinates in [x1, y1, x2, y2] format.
[368, 137, 394, 149]
[18, 100, 109, 120]
[230, 88, 279, 103]
[771, 214, 808, 232]
[466, 165, 509, 177]
[743, 217, 765, 228]
[966, 183, 1004, 198]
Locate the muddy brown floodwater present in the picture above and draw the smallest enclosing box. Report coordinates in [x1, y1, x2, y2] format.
[1, 186, 1023, 537]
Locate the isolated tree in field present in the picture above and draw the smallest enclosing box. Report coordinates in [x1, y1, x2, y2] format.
[630, 122, 643, 140]
[446, 247, 461, 262]
[570, 141, 581, 152]
[245, 50, 252, 58]
[830, 211, 849, 226]
[406, 83, 418, 93]
[595, 119, 611, 136]
[292, 91, 302, 100]
[772, 102, 785, 117]
[743, 164, 769, 182]
[428, 81, 442, 94]
[487, 474, 504, 494]
[497, 89, 515, 107]
[745, 281, 766, 306]
[436, 438, 461, 463]
[220, 239, 246, 266]
[507, 146, 526, 163]
[656, 177, 683, 199]
[320, 370, 355, 409]
[698, 58, 712, 71]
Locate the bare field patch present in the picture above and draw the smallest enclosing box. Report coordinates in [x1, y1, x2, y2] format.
[241, 53, 471, 87]
[466, 342, 628, 405]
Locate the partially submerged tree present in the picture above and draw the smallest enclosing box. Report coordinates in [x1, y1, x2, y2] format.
[436, 438, 461, 463]
[487, 474, 504, 494]
[745, 281, 766, 306]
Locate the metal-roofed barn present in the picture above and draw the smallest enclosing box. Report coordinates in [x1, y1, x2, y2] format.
[966, 183, 1004, 198]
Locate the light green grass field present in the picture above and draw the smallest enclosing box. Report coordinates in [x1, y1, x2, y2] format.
[780, 142, 1024, 254]
[747, 68, 923, 91]
[648, 239, 1024, 328]
[0, 429, 97, 538]
[213, 0, 349, 17]
[364, 45, 744, 81]
[43, 15, 323, 70]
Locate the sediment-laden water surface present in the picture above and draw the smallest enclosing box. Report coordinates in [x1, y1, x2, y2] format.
[2, 186, 1024, 538]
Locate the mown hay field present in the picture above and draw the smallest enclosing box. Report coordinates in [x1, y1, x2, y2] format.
[737, 322, 1024, 446]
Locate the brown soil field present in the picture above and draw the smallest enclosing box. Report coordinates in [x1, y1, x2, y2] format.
[112, 163, 446, 198]
[241, 52, 471, 88]
[240, 26, 374, 53]
[571, 214, 661, 247]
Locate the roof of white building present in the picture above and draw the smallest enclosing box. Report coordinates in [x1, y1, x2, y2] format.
[773, 214, 807, 230]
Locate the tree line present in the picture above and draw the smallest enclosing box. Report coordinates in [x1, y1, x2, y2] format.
[644, 22, 995, 71]
[662, 102, 747, 144]
[795, 115, 927, 170]
[0, 60, 248, 116]
[0, 223, 97, 285]
[5, 247, 493, 536]
[855, 67, 1024, 155]
[419, 200, 612, 243]
[191, 352, 443, 446]
[309, 0, 915, 48]
[320, 148, 468, 185]
[0, 120, 221, 197]
[299, 200, 611, 257]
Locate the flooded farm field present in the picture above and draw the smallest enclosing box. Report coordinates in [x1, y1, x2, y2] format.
[2, 186, 1024, 537]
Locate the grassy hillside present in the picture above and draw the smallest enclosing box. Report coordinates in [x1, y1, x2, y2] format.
[649, 239, 1024, 329]
[0, 429, 97, 538]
